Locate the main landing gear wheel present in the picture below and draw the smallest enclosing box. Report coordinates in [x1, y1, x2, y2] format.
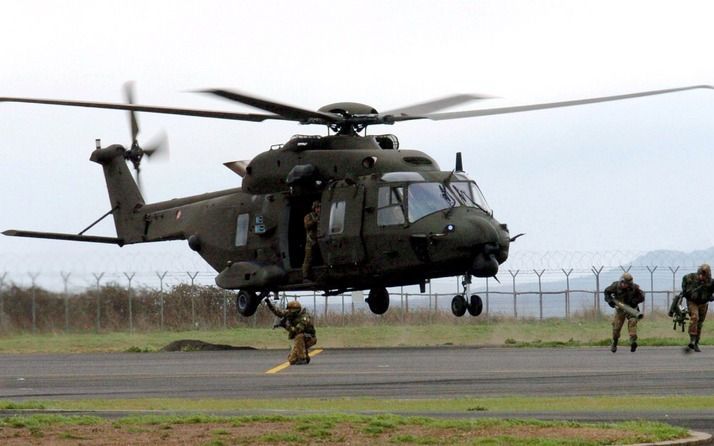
[467, 294, 483, 316]
[367, 287, 390, 315]
[236, 289, 259, 317]
[451, 294, 467, 317]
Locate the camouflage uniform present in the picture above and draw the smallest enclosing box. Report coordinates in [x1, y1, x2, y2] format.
[265, 299, 317, 365]
[604, 273, 645, 353]
[681, 264, 714, 352]
[302, 201, 320, 280]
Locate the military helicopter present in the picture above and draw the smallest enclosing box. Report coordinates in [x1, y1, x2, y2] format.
[2, 84, 711, 317]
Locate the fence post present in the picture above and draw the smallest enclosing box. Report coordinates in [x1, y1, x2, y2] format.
[124, 273, 135, 333]
[186, 272, 199, 329]
[324, 295, 328, 321]
[92, 272, 104, 332]
[668, 266, 680, 310]
[156, 271, 167, 330]
[534, 269, 545, 321]
[562, 268, 573, 319]
[646, 266, 658, 315]
[591, 266, 604, 314]
[0, 272, 6, 329]
[509, 270, 519, 319]
[60, 272, 71, 332]
[29, 272, 39, 333]
[485, 277, 490, 317]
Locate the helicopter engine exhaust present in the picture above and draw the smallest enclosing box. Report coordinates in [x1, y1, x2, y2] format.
[471, 243, 500, 277]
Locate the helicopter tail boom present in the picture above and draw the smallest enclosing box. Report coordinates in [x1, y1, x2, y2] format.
[90, 144, 146, 244]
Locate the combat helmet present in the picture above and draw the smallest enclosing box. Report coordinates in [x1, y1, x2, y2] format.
[620, 272, 633, 284]
[698, 264, 711, 280]
[287, 300, 302, 312]
[312, 200, 321, 211]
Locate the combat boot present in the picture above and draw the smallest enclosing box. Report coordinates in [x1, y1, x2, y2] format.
[693, 336, 702, 353]
[629, 336, 638, 353]
[610, 338, 618, 353]
[688, 335, 699, 352]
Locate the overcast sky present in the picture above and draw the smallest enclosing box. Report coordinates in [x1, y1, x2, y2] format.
[1, 0, 713, 287]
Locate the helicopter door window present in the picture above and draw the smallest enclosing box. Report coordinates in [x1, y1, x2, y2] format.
[377, 186, 405, 226]
[328, 200, 346, 234]
[235, 213, 249, 246]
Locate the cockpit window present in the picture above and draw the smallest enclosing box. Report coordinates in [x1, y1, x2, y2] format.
[377, 186, 405, 226]
[407, 182, 458, 223]
[451, 181, 491, 214]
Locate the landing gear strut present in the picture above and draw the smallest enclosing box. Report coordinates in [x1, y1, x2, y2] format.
[450, 273, 483, 317]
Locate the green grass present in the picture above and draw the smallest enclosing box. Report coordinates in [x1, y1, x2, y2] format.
[0, 316, 703, 353]
[4, 394, 714, 413]
[0, 414, 688, 445]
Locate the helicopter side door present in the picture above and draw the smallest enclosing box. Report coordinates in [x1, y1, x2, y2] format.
[320, 182, 366, 267]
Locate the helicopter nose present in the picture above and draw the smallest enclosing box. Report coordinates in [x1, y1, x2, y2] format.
[466, 215, 510, 277]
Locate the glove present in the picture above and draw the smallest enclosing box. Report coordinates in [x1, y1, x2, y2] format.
[605, 298, 615, 308]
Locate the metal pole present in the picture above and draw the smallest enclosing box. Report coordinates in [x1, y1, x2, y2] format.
[591, 266, 604, 314]
[29, 272, 39, 333]
[124, 273, 135, 333]
[92, 272, 104, 332]
[156, 271, 167, 330]
[534, 269, 545, 321]
[485, 277, 490, 317]
[509, 270, 519, 319]
[562, 269, 573, 319]
[646, 266, 658, 315]
[0, 272, 6, 330]
[60, 272, 71, 332]
[668, 266, 680, 309]
[187, 272, 199, 329]
[324, 295, 328, 321]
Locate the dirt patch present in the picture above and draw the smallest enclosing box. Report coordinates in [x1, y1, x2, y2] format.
[160, 339, 255, 352]
[0, 419, 672, 445]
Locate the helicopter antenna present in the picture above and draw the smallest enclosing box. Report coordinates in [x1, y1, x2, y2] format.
[455, 152, 464, 172]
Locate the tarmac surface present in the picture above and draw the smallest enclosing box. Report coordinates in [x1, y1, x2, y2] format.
[1, 346, 714, 435]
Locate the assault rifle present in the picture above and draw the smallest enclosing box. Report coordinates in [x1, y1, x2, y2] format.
[668, 292, 689, 332]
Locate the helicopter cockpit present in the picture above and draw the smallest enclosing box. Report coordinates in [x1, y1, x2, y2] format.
[377, 171, 491, 225]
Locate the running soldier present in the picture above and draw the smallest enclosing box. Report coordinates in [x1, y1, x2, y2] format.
[604, 272, 645, 353]
[264, 298, 317, 365]
[681, 264, 714, 352]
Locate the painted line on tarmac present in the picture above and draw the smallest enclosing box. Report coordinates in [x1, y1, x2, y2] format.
[265, 349, 324, 374]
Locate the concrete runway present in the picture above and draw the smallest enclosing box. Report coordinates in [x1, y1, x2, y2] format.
[2, 346, 714, 433]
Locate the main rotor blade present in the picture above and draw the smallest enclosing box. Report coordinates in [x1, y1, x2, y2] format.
[381, 93, 492, 117]
[420, 85, 714, 121]
[200, 89, 341, 123]
[0, 97, 292, 122]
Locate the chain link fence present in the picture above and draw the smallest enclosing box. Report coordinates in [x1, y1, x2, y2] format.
[0, 262, 702, 334]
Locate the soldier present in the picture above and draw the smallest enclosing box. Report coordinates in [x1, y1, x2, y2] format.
[264, 298, 317, 365]
[302, 200, 321, 281]
[680, 264, 714, 352]
[604, 272, 645, 353]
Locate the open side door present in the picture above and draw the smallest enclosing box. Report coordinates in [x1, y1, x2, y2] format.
[320, 183, 366, 267]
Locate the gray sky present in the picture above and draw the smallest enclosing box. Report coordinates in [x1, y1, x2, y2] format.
[1, 0, 713, 286]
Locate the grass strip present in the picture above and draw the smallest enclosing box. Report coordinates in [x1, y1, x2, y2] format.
[0, 413, 689, 446]
[3, 395, 714, 413]
[0, 318, 705, 353]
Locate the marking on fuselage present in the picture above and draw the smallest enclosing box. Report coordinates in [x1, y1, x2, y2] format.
[265, 349, 324, 374]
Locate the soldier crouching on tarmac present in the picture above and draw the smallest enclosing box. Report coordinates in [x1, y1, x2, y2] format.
[264, 297, 317, 365]
[604, 272, 645, 353]
[681, 264, 714, 352]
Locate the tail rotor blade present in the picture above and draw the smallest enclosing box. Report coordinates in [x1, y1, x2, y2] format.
[123, 81, 140, 144]
[144, 130, 170, 160]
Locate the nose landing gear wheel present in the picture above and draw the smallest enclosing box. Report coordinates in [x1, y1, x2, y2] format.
[467, 294, 483, 316]
[367, 287, 390, 315]
[451, 294, 467, 317]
